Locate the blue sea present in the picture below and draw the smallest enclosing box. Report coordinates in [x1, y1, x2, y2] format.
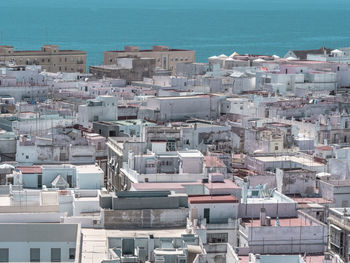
[0, 0, 350, 67]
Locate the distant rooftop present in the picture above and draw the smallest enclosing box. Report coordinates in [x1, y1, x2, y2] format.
[106, 45, 193, 53]
[288, 46, 332, 60]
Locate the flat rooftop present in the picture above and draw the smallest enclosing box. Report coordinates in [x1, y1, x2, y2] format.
[76, 165, 104, 174]
[242, 217, 312, 227]
[0, 223, 78, 242]
[253, 155, 324, 167]
[132, 179, 240, 191]
[177, 150, 203, 158]
[81, 228, 187, 263]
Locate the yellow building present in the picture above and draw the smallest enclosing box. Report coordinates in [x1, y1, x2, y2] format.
[104, 46, 195, 73]
[0, 45, 86, 73]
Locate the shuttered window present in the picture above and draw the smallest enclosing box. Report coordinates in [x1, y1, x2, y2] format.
[30, 248, 40, 262]
[0, 249, 9, 262]
[51, 248, 61, 262]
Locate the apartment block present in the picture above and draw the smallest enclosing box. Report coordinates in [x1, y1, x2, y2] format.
[104, 45, 195, 73]
[0, 45, 86, 73]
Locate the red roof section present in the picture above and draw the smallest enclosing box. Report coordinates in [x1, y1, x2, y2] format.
[316, 145, 333, 151]
[204, 156, 226, 168]
[242, 217, 312, 227]
[17, 166, 42, 174]
[188, 195, 238, 204]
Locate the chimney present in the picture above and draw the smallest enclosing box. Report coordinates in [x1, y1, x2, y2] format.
[260, 208, 266, 226]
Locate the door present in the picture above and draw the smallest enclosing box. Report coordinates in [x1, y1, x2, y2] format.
[37, 174, 42, 188]
[67, 175, 72, 188]
[204, 208, 210, 224]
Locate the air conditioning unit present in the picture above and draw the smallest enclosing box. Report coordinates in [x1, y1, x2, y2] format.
[177, 255, 187, 263]
[154, 255, 165, 263]
[93, 219, 100, 225]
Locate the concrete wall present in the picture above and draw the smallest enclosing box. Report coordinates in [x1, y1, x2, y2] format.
[238, 202, 298, 219]
[248, 175, 276, 189]
[0, 212, 61, 223]
[22, 173, 40, 188]
[181, 157, 203, 174]
[104, 208, 188, 229]
[112, 195, 186, 210]
[189, 203, 239, 223]
[42, 165, 76, 188]
[0, 242, 76, 262]
[76, 170, 103, 189]
[319, 180, 350, 207]
[246, 224, 327, 254]
[226, 244, 239, 263]
[73, 198, 100, 216]
[276, 169, 316, 195]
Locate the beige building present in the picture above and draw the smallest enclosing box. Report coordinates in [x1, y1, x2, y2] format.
[104, 45, 195, 73]
[0, 45, 86, 73]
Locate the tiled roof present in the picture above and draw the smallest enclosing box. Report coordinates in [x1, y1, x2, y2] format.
[188, 195, 238, 204]
[17, 166, 42, 174]
[204, 156, 226, 168]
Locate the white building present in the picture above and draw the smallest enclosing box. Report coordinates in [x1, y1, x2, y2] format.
[0, 223, 80, 262]
[78, 95, 118, 128]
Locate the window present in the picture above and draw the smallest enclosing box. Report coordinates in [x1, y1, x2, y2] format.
[275, 146, 279, 151]
[0, 249, 9, 262]
[166, 141, 176, 151]
[51, 248, 61, 262]
[26, 155, 29, 159]
[329, 224, 342, 254]
[30, 248, 40, 262]
[69, 248, 75, 260]
[207, 233, 228, 243]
